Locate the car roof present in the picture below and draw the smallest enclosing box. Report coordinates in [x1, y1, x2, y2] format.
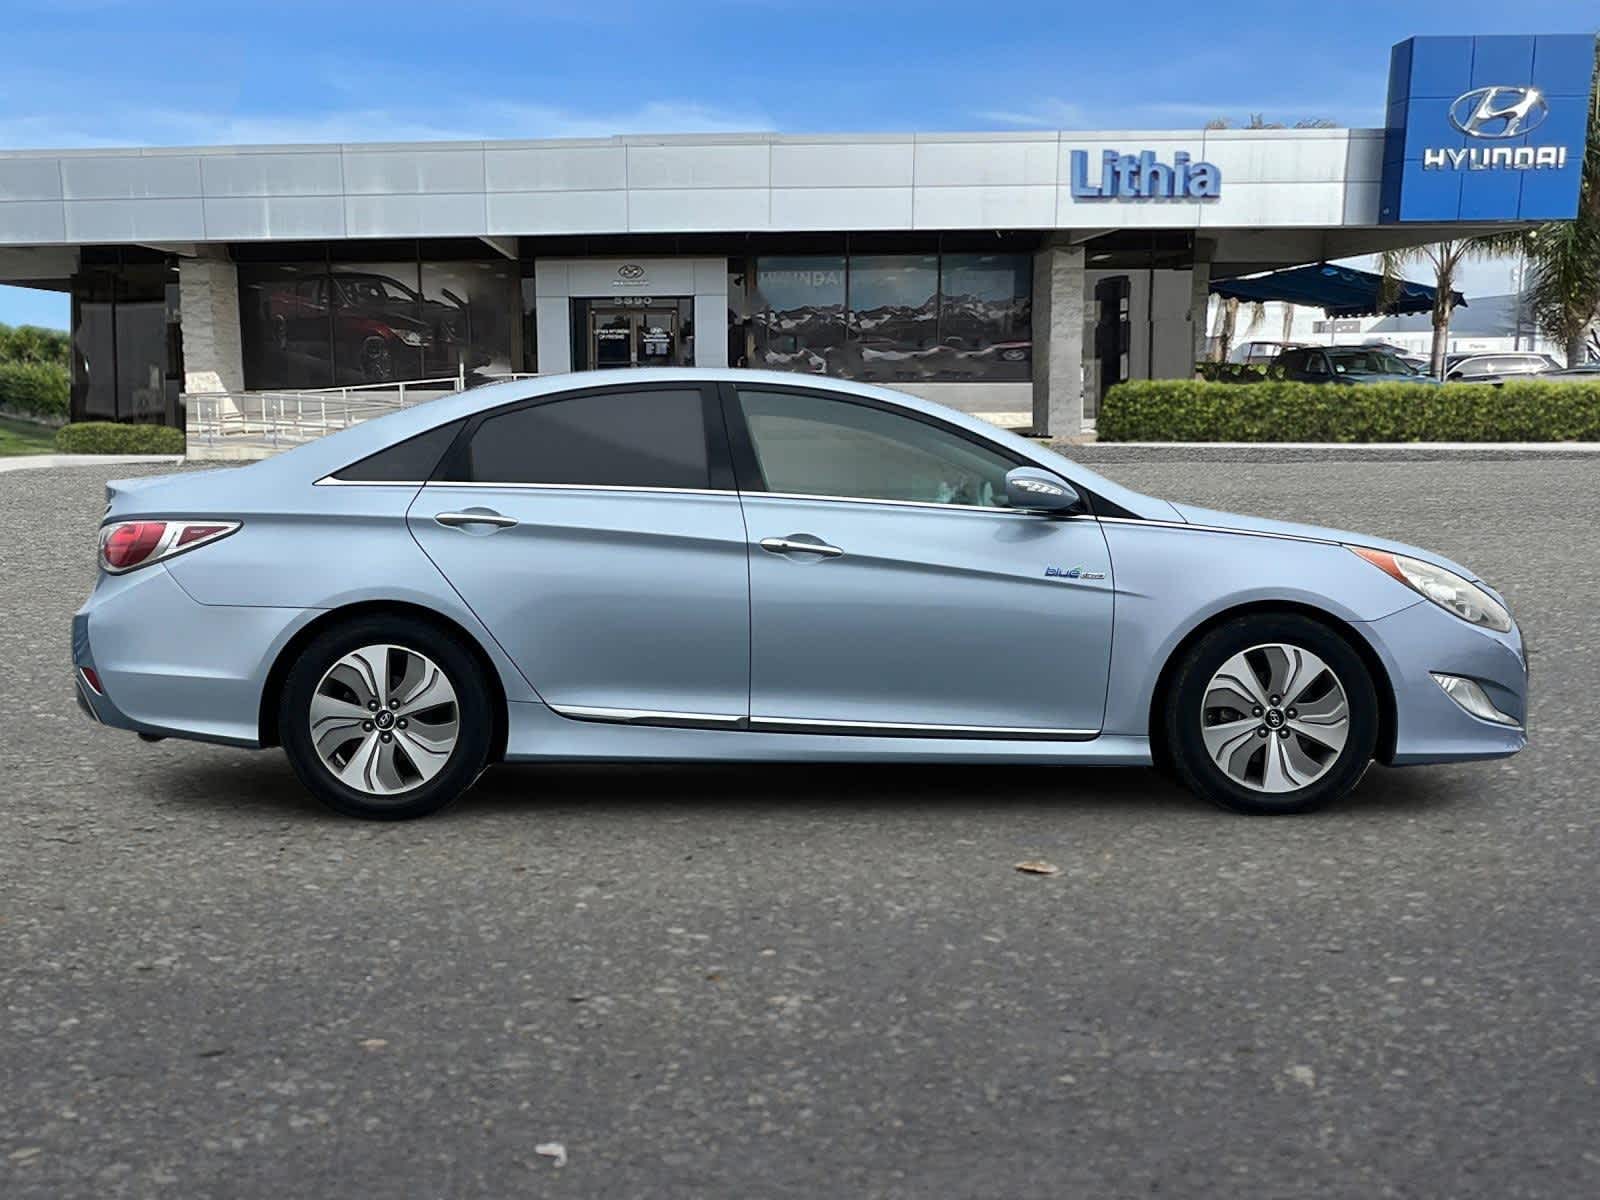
[236, 367, 1181, 520]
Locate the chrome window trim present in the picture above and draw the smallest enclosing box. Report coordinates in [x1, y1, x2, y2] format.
[396, 481, 1095, 515]
[314, 477, 429, 487]
[418, 481, 737, 498]
[750, 715, 1099, 741]
[745, 491, 1096, 519]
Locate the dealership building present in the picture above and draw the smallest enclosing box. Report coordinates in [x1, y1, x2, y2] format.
[0, 34, 1592, 442]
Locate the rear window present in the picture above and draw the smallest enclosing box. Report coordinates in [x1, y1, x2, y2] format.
[332, 420, 464, 483]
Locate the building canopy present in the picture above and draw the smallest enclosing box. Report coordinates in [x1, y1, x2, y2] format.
[1210, 263, 1466, 319]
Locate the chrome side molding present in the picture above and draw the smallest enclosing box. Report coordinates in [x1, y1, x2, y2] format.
[549, 703, 1098, 741]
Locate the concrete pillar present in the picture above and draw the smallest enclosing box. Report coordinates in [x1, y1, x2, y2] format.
[1189, 239, 1215, 367]
[178, 257, 243, 393]
[1031, 241, 1086, 438]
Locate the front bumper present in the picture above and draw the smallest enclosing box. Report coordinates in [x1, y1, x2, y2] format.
[1364, 600, 1528, 766]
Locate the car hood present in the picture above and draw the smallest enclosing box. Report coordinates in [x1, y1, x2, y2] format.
[1169, 503, 1481, 580]
[1337, 371, 1439, 384]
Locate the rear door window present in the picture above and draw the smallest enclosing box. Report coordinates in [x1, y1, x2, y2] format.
[440, 387, 718, 490]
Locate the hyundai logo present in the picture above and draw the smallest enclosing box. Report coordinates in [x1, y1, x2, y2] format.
[617, 263, 646, 280]
[1448, 86, 1549, 139]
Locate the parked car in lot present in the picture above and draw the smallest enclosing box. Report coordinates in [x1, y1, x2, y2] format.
[1273, 346, 1429, 383]
[1228, 339, 1304, 365]
[1444, 352, 1560, 383]
[1351, 340, 1430, 372]
[1534, 362, 1600, 380]
[74, 369, 1526, 820]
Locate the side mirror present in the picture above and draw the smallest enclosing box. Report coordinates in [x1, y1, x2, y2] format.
[1005, 467, 1080, 512]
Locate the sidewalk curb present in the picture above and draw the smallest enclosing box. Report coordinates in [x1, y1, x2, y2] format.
[1051, 442, 1600, 463]
[0, 454, 185, 474]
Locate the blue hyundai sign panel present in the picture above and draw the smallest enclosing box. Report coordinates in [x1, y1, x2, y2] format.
[1380, 35, 1596, 223]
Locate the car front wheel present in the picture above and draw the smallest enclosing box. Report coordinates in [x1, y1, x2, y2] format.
[279, 616, 492, 820]
[1163, 614, 1379, 815]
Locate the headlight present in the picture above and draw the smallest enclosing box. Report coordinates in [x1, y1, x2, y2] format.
[395, 329, 427, 347]
[1349, 547, 1512, 632]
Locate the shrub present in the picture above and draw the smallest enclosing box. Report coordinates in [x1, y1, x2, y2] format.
[0, 322, 70, 368]
[0, 361, 70, 421]
[55, 422, 186, 455]
[1098, 379, 1600, 442]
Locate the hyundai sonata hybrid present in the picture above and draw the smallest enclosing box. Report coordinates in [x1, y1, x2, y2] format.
[74, 369, 1527, 819]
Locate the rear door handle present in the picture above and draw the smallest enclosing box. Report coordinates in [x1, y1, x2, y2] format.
[435, 510, 518, 529]
[759, 535, 843, 558]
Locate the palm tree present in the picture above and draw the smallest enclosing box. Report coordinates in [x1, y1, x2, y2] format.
[1499, 39, 1600, 366]
[1210, 296, 1239, 362]
[1378, 240, 1502, 378]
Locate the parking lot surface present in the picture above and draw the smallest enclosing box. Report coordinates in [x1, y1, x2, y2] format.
[3, 457, 1596, 1198]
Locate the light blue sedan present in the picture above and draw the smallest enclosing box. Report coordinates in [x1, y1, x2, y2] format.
[74, 369, 1527, 819]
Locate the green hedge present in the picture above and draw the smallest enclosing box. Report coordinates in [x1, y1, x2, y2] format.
[0, 361, 69, 421]
[1098, 379, 1600, 442]
[55, 422, 186, 455]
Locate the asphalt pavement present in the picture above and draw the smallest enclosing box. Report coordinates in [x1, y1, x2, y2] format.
[2, 457, 1596, 1198]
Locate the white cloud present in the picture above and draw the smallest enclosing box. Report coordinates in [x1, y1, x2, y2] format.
[0, 97, 774, 150]
[970, 98, 1090, 129]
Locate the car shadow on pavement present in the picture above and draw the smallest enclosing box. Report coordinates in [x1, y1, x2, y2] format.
[158, 752, 1465, 822]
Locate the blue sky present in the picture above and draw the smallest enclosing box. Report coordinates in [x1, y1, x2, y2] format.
[2, 0, 1597, 328]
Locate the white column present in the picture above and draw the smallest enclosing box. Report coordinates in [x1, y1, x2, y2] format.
[532, 260, 572, 374]
[178, 257, 243, 393]
[1188, 240, 1214, 367]
[1031, 241, 1085, 438]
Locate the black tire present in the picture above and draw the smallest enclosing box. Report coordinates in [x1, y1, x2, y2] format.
[279, 615, 492, 820]
[1163, 613, 1379, 815]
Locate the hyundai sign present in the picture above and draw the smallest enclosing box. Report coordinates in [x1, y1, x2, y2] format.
[1380, 35, 1596, 223]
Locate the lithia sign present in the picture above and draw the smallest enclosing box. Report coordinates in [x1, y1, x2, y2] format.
[1068, 149, 1222, 200]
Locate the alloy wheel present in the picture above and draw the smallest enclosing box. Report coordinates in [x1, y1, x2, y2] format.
[1199, 643, 1351, 794]
[309, 644, 460, 797]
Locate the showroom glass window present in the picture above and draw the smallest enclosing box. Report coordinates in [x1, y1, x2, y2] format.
[238, 245, 518, 391]
[751, 250, 1030, 383]
[70, 257, 182, 425]
[845, 254, 938, 382]
[737, 389, 1015, 508]
[443, 388, 711, 490]
[937, 254, 1031, 382]
[752, 256, 846, 374]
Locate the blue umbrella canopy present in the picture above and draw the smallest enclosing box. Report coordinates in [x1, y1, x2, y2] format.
[1210, 263, 1466, 318]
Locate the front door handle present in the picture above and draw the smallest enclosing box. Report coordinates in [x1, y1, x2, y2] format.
[435, 510, 518, 530]
[760, 535, 843, 558]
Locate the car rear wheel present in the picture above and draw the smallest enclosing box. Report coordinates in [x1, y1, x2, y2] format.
[1163, 614, 1378, 815]
[279, 616, 491, 820]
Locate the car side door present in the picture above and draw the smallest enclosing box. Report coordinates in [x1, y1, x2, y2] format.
[726, 384, 1114, 737]
[407, 382, 751, 724]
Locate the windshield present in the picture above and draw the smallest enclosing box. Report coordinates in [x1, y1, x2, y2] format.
[334, 275, 420, 307]
[1327, 349, 1414, 375]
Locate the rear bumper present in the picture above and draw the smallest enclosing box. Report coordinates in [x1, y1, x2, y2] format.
[1364, 600, 1528, 766]
[73, 566, 320, 748]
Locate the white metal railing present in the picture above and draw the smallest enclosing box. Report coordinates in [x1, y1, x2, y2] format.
[184, 372, 538, 454]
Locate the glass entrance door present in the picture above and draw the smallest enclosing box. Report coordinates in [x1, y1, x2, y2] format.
[592, 309, 634, 367]
[586, 304, 682, 368]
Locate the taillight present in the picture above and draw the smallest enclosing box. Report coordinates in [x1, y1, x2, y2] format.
[99, 520, 240, 574]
